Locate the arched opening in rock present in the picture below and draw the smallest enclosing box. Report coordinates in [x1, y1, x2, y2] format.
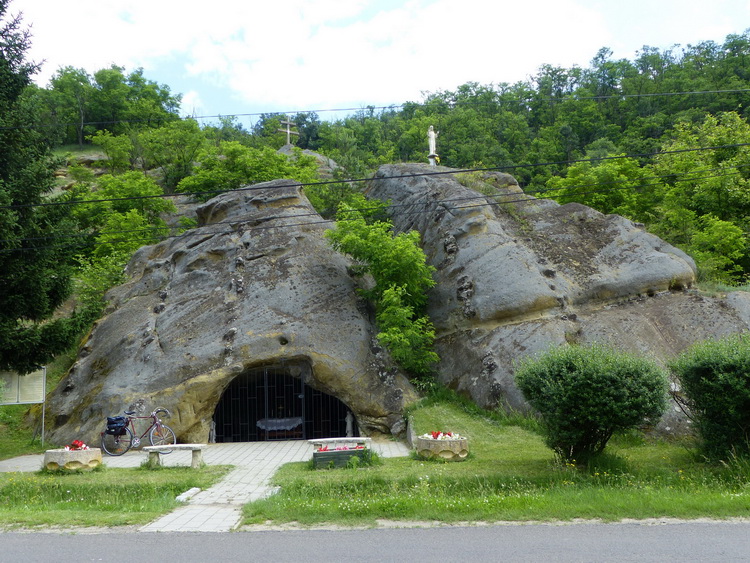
[212, 362, 355, 442]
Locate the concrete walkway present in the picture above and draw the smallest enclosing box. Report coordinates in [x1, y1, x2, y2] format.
[0, 439, 411, 533]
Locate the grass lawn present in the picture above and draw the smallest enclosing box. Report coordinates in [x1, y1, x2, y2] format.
[242, 395, 750, 526]
[0, 465, 230, 529]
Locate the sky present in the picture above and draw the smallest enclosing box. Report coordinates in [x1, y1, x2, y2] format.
[16, 0, 750, 127]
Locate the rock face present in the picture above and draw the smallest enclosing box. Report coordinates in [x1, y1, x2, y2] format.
[47, 181, 418, 446]
[366, 164, 750, 430]
[47, 163, 750, 445]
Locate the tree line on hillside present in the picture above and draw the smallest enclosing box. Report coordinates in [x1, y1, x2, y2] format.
[33, 31, 750, 281]
[4, 0, 750, 374]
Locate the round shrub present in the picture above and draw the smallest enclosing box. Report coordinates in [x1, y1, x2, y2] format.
[670, 334, 750, 460]
[515, 344, 668, 464]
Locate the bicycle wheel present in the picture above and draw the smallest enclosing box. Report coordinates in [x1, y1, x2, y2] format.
[149, 424, 176, 454]
[101, 427, 134, 456]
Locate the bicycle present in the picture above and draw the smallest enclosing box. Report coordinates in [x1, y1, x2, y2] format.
[101, 408, 176, 456]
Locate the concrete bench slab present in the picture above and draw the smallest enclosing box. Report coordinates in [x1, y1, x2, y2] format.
[143, 444, 206, 469]
[307, 437, 372, 447]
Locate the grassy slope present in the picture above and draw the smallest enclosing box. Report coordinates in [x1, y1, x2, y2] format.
[242, 399, 750, 526]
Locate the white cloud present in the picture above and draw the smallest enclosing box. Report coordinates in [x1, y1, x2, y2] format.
[183, 0, 610, 109]
[180, 90, 205, 117]
[15, 0, 750, 116]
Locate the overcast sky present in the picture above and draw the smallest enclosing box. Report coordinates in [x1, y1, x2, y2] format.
[16, 0, 750, 125]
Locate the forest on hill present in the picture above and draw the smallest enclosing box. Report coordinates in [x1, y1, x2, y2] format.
[28, 31, 750, 284]
[3, 0, 750, 374]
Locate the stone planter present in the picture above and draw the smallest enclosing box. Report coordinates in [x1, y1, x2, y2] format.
[415, 437, 469, 462]
[43, 448, 102, 471]
[312, 449, 367, 469]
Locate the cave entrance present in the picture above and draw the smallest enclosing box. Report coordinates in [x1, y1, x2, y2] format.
[212, 363, 354, 442]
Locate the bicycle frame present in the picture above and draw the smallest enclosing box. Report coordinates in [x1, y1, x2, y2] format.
[124, 412, 164, 447]
[101, 407, 174, 456]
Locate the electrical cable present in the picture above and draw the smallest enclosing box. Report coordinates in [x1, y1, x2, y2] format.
[3, 87, 750, 132]
[3, 141, 750, 212]
[1, 163, 746, 254]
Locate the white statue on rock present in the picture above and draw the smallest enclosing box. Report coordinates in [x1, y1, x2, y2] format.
[428, 125, 439, 166]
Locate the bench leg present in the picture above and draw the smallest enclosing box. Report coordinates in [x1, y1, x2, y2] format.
[190, 449, 203, 469]
[148, 451, 161, 468]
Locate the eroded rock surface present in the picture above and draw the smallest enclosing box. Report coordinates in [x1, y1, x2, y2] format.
[47, 181, 417, 446]
[367, 164, 750, 430]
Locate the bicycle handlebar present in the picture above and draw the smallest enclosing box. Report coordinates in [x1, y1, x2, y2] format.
[152, 407, 170, 418]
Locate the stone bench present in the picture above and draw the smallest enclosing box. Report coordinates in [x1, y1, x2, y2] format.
[308, 437, 372, 469]
[143, 444, 206, 469]
[308, 437, 372, 449]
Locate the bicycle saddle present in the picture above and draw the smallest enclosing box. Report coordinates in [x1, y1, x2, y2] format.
[124, 411, 136, 415]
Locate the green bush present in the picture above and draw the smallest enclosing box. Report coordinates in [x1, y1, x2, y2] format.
[177, 141, 319, 201]
[515, 344, 668, 464]
[325, 202, 439, 380]
[670, 334, 750, 460]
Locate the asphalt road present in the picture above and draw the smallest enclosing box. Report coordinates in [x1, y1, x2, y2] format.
[2, 521, 750, 562]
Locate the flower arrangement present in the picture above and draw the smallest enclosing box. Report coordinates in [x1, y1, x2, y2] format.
[420, 431, 463, 440]
[317, 445, 365, 452]
[64, 440, 89, 451]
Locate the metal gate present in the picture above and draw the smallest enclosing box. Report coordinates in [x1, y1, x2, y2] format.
[213, 365, 353, 442]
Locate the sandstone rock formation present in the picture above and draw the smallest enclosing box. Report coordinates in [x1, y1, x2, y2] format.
[47, 180, 418, 446]
[366, 164, 750, 432]
[46, 163, 750, 445]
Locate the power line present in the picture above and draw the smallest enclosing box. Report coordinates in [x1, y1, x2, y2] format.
[2, 163, 745, 254]
[3, 141, 750, 213]
[3, 87, 750, 132]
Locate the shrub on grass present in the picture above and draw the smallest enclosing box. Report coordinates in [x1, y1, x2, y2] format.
[515, 344, 668, 464]
[670, 334, 750, 460]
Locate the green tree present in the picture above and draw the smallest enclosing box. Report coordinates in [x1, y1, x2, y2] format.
[515, 344, 668, 464]
[0, 1, 92, 373]
[39, 64, 180, 146]
[72, 171, 175, 241]
[47, 66, 94, 146]
[547, 155, 658, 220]
[92, 209, 164, 258]
[326, 203, 438, 377]
[376, 286, 439, 376]
[140, 119, 206, 192]
[250, 113, 288, 148]
[176, 141, 319, 201]
[88, 130, 133, 174]
[671, 334, 750, 460]
[202, 116, 252, 146]
[326, 204, 435, 309]
[650, 112, 750, 280]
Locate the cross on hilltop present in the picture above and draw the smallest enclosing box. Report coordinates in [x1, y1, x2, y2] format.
[278, 118, 300, 145]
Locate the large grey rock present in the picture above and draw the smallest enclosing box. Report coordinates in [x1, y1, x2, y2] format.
[366, 164, 750, 428]
[46, 180, 417, 446]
